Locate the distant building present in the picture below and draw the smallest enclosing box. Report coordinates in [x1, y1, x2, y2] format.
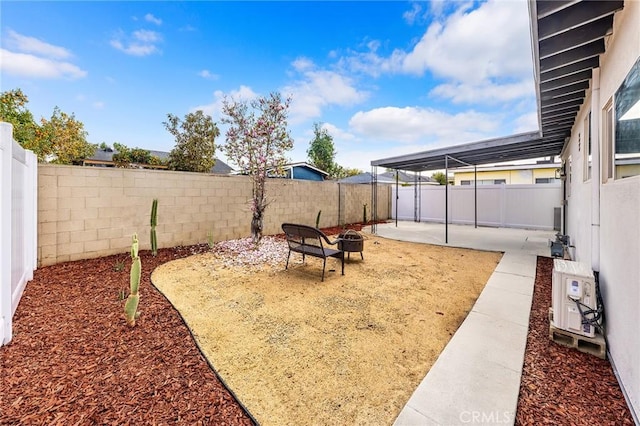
[82, 147, 233, 174]
[453, 161, 561, 185]
[338, 170, 436, 185]
[269, 162, 329, 181]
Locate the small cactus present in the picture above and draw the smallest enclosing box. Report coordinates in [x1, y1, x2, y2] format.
[315, 210, 322, 228]
[363, 204, 368, 224]
[207, 229, 215, 249]
[124, 233, 141, 327]
[150, 198, 158, 256]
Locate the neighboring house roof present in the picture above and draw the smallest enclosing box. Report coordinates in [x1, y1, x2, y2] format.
[263, 162, 329, 181]
[83, 147, 233, 174]
[284, 162, 329, 177]
[337, 171, 437, 185]
[211, 159, 234, 174]
[337, 172, 377, 184]
[379, 171, 435, 184]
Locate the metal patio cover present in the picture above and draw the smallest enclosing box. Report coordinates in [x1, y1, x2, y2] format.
[371, 0, 624, 172]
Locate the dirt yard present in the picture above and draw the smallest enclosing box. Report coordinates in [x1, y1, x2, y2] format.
[152, 233, 502, 425]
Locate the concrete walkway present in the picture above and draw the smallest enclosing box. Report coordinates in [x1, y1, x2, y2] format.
[365, 221, 555, 425]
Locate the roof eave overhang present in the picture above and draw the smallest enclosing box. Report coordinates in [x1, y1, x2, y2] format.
[528, 0, 544, 139]
[370, 131, 547, 172]
[370, 0, 624, 173]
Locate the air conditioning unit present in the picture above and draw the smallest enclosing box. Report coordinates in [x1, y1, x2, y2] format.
[551, 259, 597, 337]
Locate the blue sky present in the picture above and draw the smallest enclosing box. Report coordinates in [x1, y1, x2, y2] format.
[1, 0, 537, 172]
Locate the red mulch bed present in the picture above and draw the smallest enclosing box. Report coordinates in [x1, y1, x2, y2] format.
[2, 229, 634, 424]
[0, 244, 255, 425]
[515, 257, 634, 424]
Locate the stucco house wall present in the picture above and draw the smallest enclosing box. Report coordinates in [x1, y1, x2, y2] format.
[454, 166, 558, 185]
[561, 0, 640, 417]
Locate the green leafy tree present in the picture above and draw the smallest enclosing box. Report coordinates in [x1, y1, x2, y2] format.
[307, 122, 336, 175]
[112, 142, 132, 167]
[431, 171, 448, 185]
[1, 89, 94, 163]
[130, 148, 152, 165]
[333, 165, 363, 179]
[0, 89, 38, 151]
[37, 107, 95, 164]
[147, 154, 166, 167]
[221, 92, 294, 243]
[109, 142, 164, 168]
[163, 110, 219, 172]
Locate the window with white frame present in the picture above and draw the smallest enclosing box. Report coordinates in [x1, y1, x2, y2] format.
[614, 56, 640, 179]
[535, 177, 560, 184]
[460, 179, 506, 185]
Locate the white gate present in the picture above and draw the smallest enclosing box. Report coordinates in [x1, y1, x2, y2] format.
[1, 122, 38, 345]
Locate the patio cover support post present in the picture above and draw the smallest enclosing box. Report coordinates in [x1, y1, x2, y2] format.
[418, 171, 422, 222]
[445, 155, 449, 243]
[395, 169, 399, 227]
[371, 166, 378, 234]
[414, 172, 418, 222]
[475, 165, 478, 228]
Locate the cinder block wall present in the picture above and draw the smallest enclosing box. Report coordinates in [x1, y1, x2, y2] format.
[38, 165, 390, 266]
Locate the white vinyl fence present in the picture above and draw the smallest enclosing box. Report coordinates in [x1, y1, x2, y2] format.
[392, 183, 562, 230]
[1, 122, 38, 345]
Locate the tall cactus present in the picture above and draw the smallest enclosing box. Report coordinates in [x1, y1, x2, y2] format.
[124, 233, 141, 327]
[150, 198, 158, 256]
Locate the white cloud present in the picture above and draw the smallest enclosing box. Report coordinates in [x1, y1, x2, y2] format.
[93, 101, 105, 110]
[198, 69, 219, 80]
[399, 0, 531, 83]
[513, 111, 539, 134]
[428, 1, 448, 18]
[283, 58, 369, 123]
[145, 13, 162, 25]
[430, 79, 535, 104]
[191, 85, 259, 118]
[110, 29, 162, 56]
[5, 30, 72, 59]
[0, 30, 85, 80]
[0, 48, 87, 79]
[403, 3, 423, 25]
[321, 122, 357, 143]
[336, 43, 399, 78]
[335, 0, 534, 107]
[348, 106, 500, 145]
[292, 57, 314, 72]
[133, 30, 161, 43]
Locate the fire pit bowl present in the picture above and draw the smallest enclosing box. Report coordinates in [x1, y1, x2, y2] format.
[338, 229, 364, 259]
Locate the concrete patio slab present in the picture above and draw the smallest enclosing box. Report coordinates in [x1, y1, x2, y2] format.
[485, 272, 533, 296]
[364, 221, 555, 426]
[494, 252, 538, 278]
[472, 286, 533, 327]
